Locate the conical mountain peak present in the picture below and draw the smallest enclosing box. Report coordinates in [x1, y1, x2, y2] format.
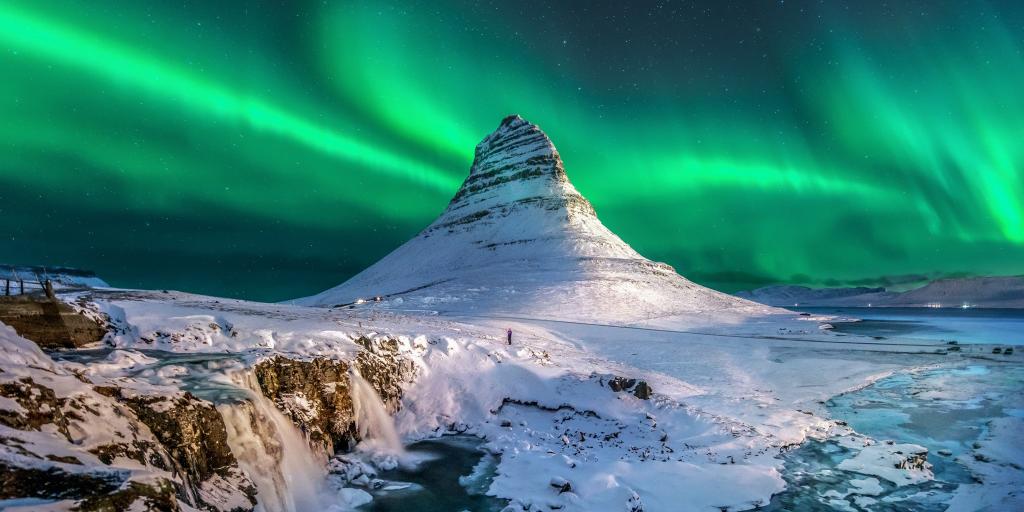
[447, 115, 572, 212]
[469, 114, 559, 179]
[296, 116, 765, 323]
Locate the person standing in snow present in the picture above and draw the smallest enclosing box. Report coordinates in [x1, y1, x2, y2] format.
[507, 328, 513, 345]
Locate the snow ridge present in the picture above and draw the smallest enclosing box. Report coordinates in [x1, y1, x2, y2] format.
[425, 114, 635, 258]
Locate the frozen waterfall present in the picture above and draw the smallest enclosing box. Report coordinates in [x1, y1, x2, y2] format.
[349, 368, 406, 459]
[217, 371, 333, 512]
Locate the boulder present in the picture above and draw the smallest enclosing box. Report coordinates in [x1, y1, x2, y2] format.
[550, 476, 572, 494]
[605, 376, 654, 400]
[632, 381, 653, 400]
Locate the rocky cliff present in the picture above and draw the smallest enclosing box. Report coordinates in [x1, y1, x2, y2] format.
[253, 336, 415, 454]
[0, 325, 256, 511]
[0, 316, 415, 511]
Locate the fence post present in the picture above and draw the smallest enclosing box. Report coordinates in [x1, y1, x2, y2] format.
[4, 279, 8, 296]
[19, 279, 24, 295]
[44, 279, 55, 300]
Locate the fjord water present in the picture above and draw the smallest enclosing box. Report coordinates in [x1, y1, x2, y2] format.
[796, 307, 1024, 344]
[767, 363, 1024, 510]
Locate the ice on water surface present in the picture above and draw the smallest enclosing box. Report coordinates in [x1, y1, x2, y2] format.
[767, 363, 1024, 511]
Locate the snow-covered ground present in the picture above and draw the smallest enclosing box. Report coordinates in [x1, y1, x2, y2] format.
[2, 287, 1017, 511]
[80, 289, 809, 510]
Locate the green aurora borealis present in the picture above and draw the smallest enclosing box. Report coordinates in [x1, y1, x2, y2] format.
[1, 0, 1022, 301]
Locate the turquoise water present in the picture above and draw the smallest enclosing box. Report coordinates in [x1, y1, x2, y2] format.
[359, 436, 505, 512]
[767, 363, 1024, 510]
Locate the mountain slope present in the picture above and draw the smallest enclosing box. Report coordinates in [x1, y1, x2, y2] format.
[296, 115, 774, 324]
[888, 276, 1024, 308]
[736, 285, 897, 307]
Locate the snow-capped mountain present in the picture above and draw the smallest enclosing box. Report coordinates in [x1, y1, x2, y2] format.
[735, 285, 897, 307]
[296, 115, 773, 324]
[737, 276, 1024, 308]
[888, 276, 1024, 308]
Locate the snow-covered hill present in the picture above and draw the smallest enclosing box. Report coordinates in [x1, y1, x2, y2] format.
[889, 276, 1024, 308]
[736, 285, 896, 307]
[737, 276, 1024, 308]
[296, 115, 775, 325]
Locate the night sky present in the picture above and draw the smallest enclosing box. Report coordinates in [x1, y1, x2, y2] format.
[2, 0, 1022, 301]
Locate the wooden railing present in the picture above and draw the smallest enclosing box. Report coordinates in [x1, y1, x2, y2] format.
[3, 276, 56, 299]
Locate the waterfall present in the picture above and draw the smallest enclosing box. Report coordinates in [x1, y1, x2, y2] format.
[217, 371, 334, 512]
[349, 368, 406, 458]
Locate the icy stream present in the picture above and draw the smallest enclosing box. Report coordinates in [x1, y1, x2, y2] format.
[767, 363, 1024, 510]
[358, 435, 505, 512]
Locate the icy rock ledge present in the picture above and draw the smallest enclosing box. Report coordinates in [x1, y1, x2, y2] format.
[837, 442, 933, 486]
[252, 336, 416, 454]
[0, 326, 259, 511]
[0, 323, 419, 511]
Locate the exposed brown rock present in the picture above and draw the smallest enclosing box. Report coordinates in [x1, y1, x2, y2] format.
[606, 376, 653, 400]
[253, 336, 414, 453]
[0, 461, 125, 501]
[632, 381, 653, 400]
[0, 377, 72, 438]
[1, 376, 255, 511]
[97, 388, 257, 511]
[0, 295, 106, 349]
[75, 479, 181, 512]
[608, 377, 637, 393]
